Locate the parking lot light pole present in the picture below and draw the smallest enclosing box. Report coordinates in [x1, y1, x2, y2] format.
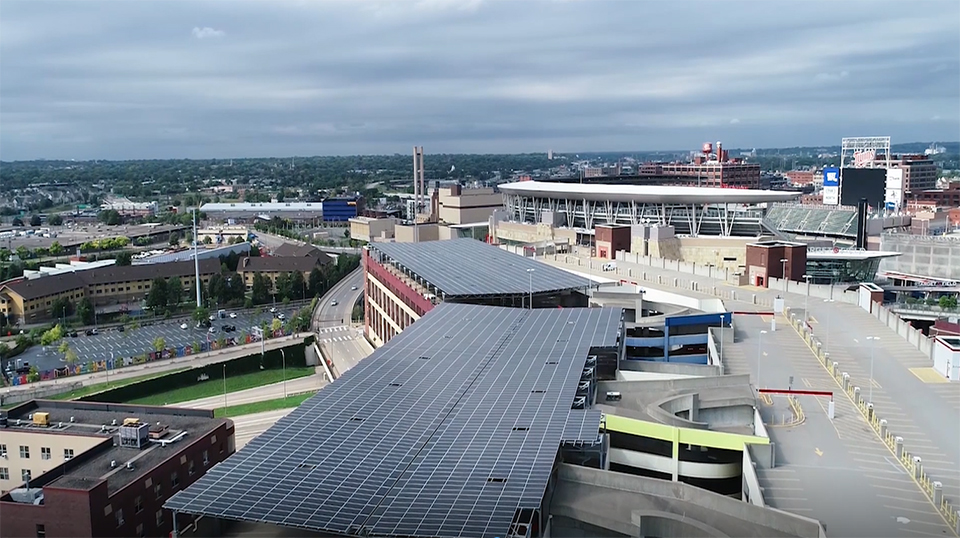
[757, 330, 768, 390]
[281, 349, 287, 399]
[823, 299, 835, 353]
[222, 364, 227, 414]
[867, 336, 880, 403]
[802, 274, 812, 324]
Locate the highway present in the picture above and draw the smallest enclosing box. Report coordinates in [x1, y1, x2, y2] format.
[178, 371, 327, 410]
[232, 409, 295, 449]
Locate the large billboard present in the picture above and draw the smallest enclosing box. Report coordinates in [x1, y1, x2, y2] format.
[840, 168, 885, 208]
[885, 168, 904, 212]
[822, 167, 840, 205]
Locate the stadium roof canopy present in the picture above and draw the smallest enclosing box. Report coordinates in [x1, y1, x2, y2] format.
[368, 238, 593, 297]
[498, 181, 802, 204]
[166, 303, 622, 538]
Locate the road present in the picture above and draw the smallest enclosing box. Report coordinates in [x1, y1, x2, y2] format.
[314, 267, 363, 328]
[178, 371, 327, 410]
[5, 306, 306, 374]
[232, 409, 295, 449]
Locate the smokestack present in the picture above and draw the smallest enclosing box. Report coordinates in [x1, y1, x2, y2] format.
[418, 147, 425, 217]
[717, 141, 723, 162]
[413, 146, 419, 219]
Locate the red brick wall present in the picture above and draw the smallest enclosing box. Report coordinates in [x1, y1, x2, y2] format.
[1, 422, 234, 538]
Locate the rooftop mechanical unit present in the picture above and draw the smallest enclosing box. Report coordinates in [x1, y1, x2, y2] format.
[119, 420, 150, 449]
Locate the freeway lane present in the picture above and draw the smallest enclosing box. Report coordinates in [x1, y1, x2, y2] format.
[314, 267, 363, 328]
[178, 370, 327, 410]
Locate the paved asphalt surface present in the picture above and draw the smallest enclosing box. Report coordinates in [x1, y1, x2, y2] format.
[550, 256, 958, 537]
[180, 372, 327, 410]
[803, 300, 960, 505]
[5, 307, 305, 374]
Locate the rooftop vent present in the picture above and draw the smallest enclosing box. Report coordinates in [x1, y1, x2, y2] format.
[110, 460, 117, 469]
[125, 462, 135, 471]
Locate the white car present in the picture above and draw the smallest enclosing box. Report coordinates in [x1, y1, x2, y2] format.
[331, 300, 338, 306]
[208, 314, 216, 321]
[277, 313, 286, 320]
[180, 323, 188, 330]
[269, 307, 277, 313]
[229, 312, 238, 319]
[351, 286, 358, 291]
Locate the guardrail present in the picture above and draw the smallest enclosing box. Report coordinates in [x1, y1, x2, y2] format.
[786, 306, 960, 535]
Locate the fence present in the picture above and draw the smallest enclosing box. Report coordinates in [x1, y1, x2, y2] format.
[6, 328, 295, 388]
[786, 306, 959, 533]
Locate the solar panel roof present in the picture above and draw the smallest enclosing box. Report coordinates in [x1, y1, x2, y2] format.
[367, 238, 593, 297]
[165, 303, 622, 538]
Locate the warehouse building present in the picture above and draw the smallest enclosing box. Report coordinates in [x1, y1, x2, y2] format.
[199, 202, 325, 223]
[0, 400, 234, 538]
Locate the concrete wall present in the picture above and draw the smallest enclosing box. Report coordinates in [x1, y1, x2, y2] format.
[0, 381, 84, 406]
[879, 233, 960, 280]
[618, 359, 722, 378]
[676, 236, 756, 270]
[394, 223, 439, 243]
[868, 301, 937, 360]
[741, 447, 766, 507]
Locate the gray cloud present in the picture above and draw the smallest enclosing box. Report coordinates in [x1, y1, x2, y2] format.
[1, 0, 958, 160]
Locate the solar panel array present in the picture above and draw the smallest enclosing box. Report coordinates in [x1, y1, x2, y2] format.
[368, 238, 593, 297]
[561, 409, 604, 444]
[165, 303, 622, 538]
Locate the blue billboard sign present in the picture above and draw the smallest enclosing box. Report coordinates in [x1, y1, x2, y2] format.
[823, 167, 840, 187]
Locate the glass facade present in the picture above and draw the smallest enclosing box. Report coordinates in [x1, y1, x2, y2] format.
[805, 258, 883, 285]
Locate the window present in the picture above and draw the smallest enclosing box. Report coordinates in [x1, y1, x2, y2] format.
[64, 448, 74, 460]
[156, 509, 164, 527]
[19, 446, 29, 459]
[135, 495, 143, 513]
[0, 467, 8, 480]
[171, 471, 179, 488]
[22, 469, 31, 481]
[36, 524, 45, 538]
[41, 447, 51, 460]
[154, 483, 162, 499]
[188, 460, 195, 476]
[203, 450, 209, 466]
[136, 523, 144, 538]
[0, 444, 6, 457]
[115, 508, 124, 527]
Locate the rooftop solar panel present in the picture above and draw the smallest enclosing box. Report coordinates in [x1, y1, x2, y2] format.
[561, 409, 604, 444]
[367, 238, 593, 297]
[166, 303, 622, 538]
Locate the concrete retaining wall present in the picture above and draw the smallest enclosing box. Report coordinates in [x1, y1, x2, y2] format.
[0, 380, 84, 405]
[870, 302, 936, 361]
[742, 446, 766, 507]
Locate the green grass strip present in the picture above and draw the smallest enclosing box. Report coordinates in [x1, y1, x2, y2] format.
[213, 391, 317, 418]
[127, 367, 315, 406]
[38, 368, 191, 402]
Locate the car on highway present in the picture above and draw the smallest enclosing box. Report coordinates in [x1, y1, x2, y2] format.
[351, 286, 358, 291]
[331, 300, 338, 306]
[180, 323, 189, 330]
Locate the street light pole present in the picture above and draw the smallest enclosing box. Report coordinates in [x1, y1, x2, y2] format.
[780, 258, 789, 293]
[867, 336, 880, 403]
[757, 329, 767, 389]
[802, 274, 812, 324]
[526, 268, 535, 310]
[280, 349, 287, 399]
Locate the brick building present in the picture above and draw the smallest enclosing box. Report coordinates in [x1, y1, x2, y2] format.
[0, 400, 234, 538]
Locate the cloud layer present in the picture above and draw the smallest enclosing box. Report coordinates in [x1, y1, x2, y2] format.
[1, 0, 958, 160]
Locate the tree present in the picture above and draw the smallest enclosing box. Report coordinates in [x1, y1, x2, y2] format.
[274, 272, 292, 301]
[51, 297, 74, 320]
[308, 267, 324, 296]
[940, 295, 958, 309]
[193, 306, 210, 324]
[153, 337, 166, 353]
[40, 324, 63, 346]
[169, 230, 181, 246]
[15, 246, 29, 260]
[271, 318, 282, 332]
[167, 277, 184, 307]
[202, 236, 213, 245]
[208, 273, 226, 305]
[12, 217, 23, 227]
[64, 347, 78, 363]
[251, 273, 270, 305]
[49, 241, 64, 256]
[30, 214, 42, 227]
[48, 214, 63, 226]
[290, 271, 306, 301]
[146, 277, 168, 310]
[98, 209, 121, 225]
[115, 251, 133, 266]
[77, 297, 95, 325]
[58, 340, 70, 355]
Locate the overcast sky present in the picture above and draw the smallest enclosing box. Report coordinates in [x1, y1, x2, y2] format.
[1, 0, 958, 160]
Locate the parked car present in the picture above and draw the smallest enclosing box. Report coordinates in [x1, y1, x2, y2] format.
[208, 327, 217, 334]
[180, 323, 189, 330]
[68, 331, 78, 338]
[277, 313, 285, 321]
[229, 312, 238, 319]
[116, 326, 124, 332]
[269, 307, 277, 313]
[85, 329, 98, 336]
[208, 314, 216, 322]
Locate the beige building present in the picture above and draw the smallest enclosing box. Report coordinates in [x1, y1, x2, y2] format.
[1, 427, 104, 493]
[394, 223, 440, 243]
[197, 226, 249, 244]
[349, 217, 396, 243]
[437, 185, 503, 225]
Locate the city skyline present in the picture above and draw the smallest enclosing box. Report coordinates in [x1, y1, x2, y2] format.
[1, 0, 958, 161]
